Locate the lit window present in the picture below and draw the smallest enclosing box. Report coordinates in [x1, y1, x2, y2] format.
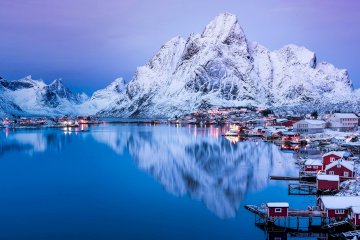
[335, 209, 345, 214]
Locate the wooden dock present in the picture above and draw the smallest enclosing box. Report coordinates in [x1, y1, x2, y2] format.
[244, 205, 326, 219]
[244, 205, 268, 219]
[270, 176, 300, 181]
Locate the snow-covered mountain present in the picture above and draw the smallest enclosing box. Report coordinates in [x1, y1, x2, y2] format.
[94, 12, 359, 117]
[78, 78, 125, 115]
[0, 75, 88, 117]
[1, 13, 359, 118]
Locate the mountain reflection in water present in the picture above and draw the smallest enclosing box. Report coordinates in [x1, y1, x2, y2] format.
[91, 125, 298, 218]
[0, 125, 297, 219]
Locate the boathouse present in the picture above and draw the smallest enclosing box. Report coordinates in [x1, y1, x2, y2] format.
[318, 196, 360, 219]
[266, 202, 289, 218]
[325, 159, 354, 181]
[304, 159, 323, 173]
[316, 174, 339, 191]
[350, 207, 360, 227]
[322, 151, 351, 168]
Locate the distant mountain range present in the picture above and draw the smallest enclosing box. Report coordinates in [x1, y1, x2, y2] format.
[1, 13, 359, 117]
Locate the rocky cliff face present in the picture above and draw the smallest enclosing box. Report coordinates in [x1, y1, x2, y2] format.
[94, 13, 357, 118]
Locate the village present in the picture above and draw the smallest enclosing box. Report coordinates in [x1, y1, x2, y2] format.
[0, 116, 102, 130]
[168, 107, 360, 239]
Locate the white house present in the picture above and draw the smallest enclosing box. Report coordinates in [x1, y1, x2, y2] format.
[293, 119, 326, 134]
[327, 113, 358, 132]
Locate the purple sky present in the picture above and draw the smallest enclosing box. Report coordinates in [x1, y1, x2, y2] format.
[1, 0, 360, 94]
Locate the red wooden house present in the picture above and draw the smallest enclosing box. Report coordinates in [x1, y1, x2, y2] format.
[318, 196, 360, 219]
[349, 207, 360, 227]
[267, 202, 289, 218]
[281, 132, 300, 143]
[322, 151, 351, 168]
[304, 159, 323, 173]
[325, 159, 354, 181]
[316, 174, 339, 191]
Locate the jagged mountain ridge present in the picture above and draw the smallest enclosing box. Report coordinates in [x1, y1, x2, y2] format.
[95, 12, 358, 117]
[1, 12, 359, 117]
[0, 75, 88, 117]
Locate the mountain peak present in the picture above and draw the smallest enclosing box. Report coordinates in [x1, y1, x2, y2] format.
[49, 78, 66, 91]
[201, 13, 246, 44]
[276, 44, 317, 68]
[106, 77, 125, 93]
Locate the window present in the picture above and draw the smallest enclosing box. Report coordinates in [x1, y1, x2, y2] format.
[335, 209, 345, 214]
[330, 157, 335, 162]
[275, 208, 282, 213]
[314, 166, 318, 169]
[329, 171, 335, 175]
[344, 172, 349, 177]
[306, 166, 312, 169]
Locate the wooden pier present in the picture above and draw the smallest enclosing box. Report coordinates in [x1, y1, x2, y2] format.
[244, 204, 327, 229]
[270, 176, 300, 181]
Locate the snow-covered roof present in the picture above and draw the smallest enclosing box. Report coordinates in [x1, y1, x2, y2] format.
[323, 151, 350, 158]
[267, 202, 289, 208]
[317, 174, 339, 181]
[281, 131, 298, 136]
[325, 159, 354, 172]
[332, 113, 358, 119]
[352, 207, 360, 214]
[303, 119, 326, 125]
[304, 159, 322, 166]
[320, 196, 360, 209]
[275, 118, 288, 123]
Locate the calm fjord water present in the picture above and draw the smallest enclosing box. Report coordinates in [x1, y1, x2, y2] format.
[0, 124, 314, 239]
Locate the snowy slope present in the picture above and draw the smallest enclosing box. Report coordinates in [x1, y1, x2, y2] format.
[0, 76, 87, 117]
[95, 13, 359, 118]
[78, 78, 125, 115]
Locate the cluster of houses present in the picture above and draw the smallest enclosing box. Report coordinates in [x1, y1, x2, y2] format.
[303, 151, 356, 190]
[174, 107, 359, 133]
[0, 116, 101, 128]
[264, 150, 359, 229]
[293, 113, 359, 133]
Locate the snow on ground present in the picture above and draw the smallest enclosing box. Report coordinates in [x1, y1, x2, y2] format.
[337, 162, 360, 196]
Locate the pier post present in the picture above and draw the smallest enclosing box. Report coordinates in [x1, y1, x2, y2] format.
[296, 217, 299, 230]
